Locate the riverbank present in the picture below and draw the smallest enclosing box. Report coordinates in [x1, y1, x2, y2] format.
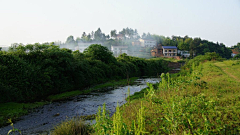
[0, 77, 139, 128]
[90, 57, 240, 134]
[0, 78, 160, 135]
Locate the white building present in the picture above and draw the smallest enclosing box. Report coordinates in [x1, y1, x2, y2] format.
[178, 50, 190, 57]
[162, 46, 178, 57]
[111, 45, 128, 56]
[139, 39, 156, 47]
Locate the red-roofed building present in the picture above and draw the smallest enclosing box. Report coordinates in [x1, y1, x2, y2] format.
[232, 49, 239, 57]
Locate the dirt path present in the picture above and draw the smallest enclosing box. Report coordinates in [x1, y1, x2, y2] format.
[214, 63, 240, 83]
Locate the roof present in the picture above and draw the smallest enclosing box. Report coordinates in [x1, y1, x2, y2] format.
[232, 49, 239, 54]
[162, 46, 177, 49]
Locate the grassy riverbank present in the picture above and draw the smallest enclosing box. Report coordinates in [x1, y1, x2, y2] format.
[91, 59, 240, 134]
[0, 77, 138, 127]
[47, 53, 239, 134]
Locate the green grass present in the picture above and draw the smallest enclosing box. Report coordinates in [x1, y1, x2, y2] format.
[51, 117, 93, 135]
[0, 102, 47, 127]
[90, 60, 240, 134]
[47, 77, 139, 102]
[150, 57, 186, 63]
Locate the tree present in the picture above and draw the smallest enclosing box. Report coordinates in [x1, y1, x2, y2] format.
[189, 38, 201, 57]
[0, 47, 2, 51]
[234, 54, 240, 59]
[142, 33, 146, 38]
[110, 30, 117, 38]
[81, 32, 87, 39]
[94, 28, 104, 41]
[66, 35, 75, 44]
[91, 31, 94, 39]
[83, 44, 116, 64]
[87, 33, 91, 41]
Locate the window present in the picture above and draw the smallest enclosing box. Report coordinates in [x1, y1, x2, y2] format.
[164, 53, 167, 56]
[173, 54, 175, 56]
[165, 50, 167, 52]
[169, 50, 172, 52]
[173, 50, 175, 52]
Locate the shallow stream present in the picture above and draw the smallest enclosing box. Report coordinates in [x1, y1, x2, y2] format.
[0, 78, 160, 135]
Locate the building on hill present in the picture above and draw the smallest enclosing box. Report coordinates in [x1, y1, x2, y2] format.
[151, 44, 164, 57]
[232, 49, 239, 57]
[178, 50, 190, 57]
[111, 45, 128, 56]
[162, 46, 178, 57]
[139, 38, 156, 47]
[151, 45, 178, 58]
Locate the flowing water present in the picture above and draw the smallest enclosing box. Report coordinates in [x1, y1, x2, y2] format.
[0, 78, 160, 135]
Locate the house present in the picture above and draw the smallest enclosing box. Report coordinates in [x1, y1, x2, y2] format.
[232, 49, 239, 57]
[162, 46, 178, 57]
[178, 50, 190, 57]
[151, 44, 163, 57]
[151, 45, 178, 58]
[111, 45, 128, 56]
[139, 38, 156, 47]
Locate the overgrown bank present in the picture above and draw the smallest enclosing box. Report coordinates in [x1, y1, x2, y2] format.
[0, 44, 168, 103]
[0, 44, 169, 127]
[86, 53, 240, 134]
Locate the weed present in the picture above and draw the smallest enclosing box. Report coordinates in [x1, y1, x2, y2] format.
[7, 119, 21, 135]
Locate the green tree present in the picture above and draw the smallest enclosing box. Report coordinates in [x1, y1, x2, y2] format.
[83, 44, 116, 64]
[66, 35, 75, 44]
[110, 30, 117, 38]
[234, 54, 240, 59]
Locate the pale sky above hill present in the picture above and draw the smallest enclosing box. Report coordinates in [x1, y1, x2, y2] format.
[0, 0, 240, 47]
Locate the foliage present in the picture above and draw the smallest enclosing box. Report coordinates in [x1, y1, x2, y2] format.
[83, 44, 116, 64]
[0, 43, 168, 104]
[7, 119, 21, 135]
[233, 53, 240, 59]
[92, 55, 240, 134]
[93, 102, 148, 135]
[51, 117, 92, 135]
[0, 102, 46, 127]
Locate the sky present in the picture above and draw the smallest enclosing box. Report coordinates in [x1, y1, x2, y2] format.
[0, 0, 240, 47]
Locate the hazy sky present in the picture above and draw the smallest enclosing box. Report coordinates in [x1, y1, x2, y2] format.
[0, 0, 240, 47]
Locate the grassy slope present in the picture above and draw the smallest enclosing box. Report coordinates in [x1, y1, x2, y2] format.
[120, 60, 240, 134]
[0, 77, 139, 127]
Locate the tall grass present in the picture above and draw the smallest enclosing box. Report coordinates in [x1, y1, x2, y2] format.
[51, 117, 92, 135]
[51, 58, 240, 134]
[93, 59, 240, 134]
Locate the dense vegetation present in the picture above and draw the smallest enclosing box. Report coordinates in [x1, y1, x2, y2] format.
[87, 53, 239, 134]
[0, 43, 168, 103]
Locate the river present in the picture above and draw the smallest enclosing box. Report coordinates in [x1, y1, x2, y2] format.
[0, 78, 160, 135]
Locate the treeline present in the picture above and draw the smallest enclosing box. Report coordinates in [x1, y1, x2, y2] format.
[0, 44, 168, 103]
[151, 35, 232, 58]
[61, 27, 233, 59]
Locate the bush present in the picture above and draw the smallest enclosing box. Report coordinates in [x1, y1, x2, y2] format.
[51, 117, 92, 135]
